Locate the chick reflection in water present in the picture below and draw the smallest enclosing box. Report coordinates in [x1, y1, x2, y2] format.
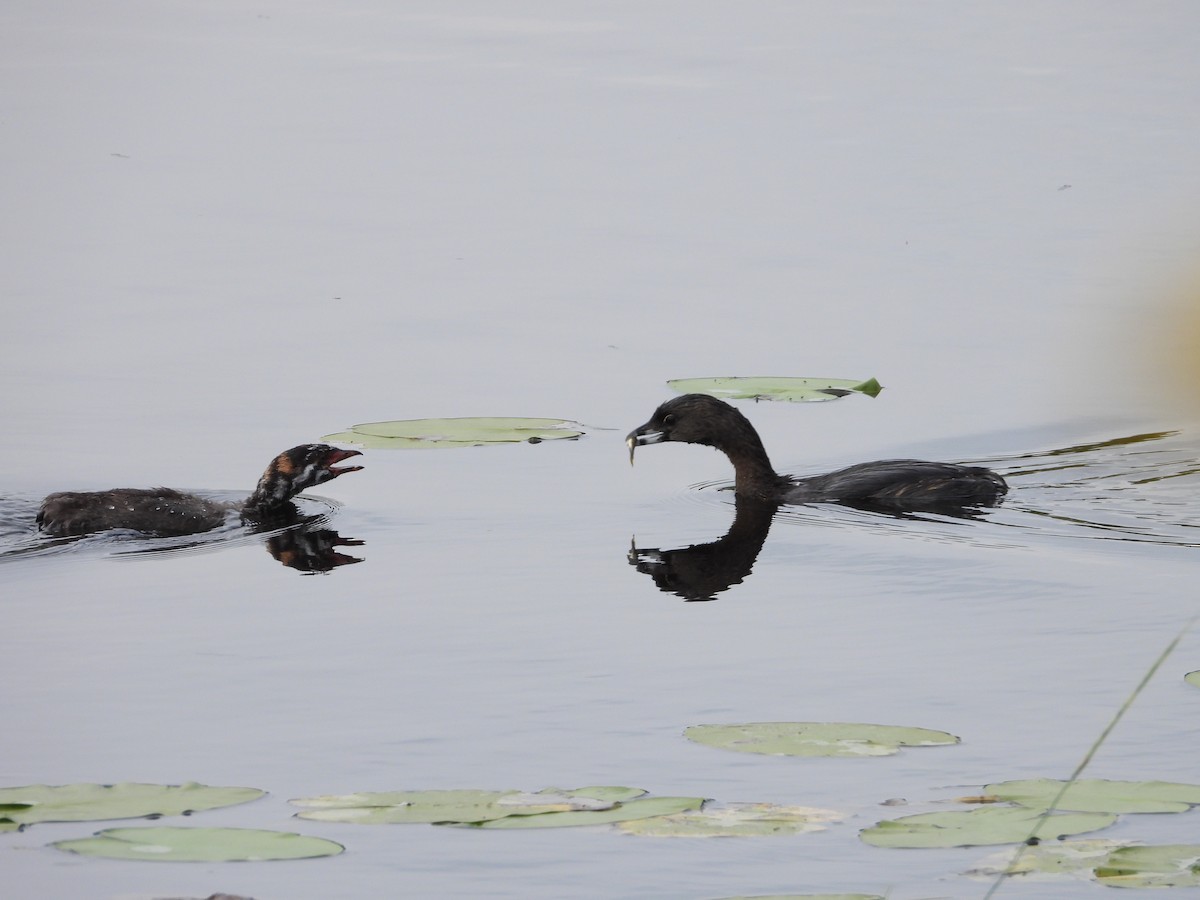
[629, 497, 777, 601]
[264, 524, 364, 573]
[103, 510, 367, 573]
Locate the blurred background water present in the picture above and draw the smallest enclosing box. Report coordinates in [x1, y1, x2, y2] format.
[2, 2, 1199, 898]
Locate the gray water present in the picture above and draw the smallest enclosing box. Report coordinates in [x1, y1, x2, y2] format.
[3, 2, 1200, 898]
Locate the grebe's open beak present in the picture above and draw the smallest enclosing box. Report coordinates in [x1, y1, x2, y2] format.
[324, 448, 364, 478]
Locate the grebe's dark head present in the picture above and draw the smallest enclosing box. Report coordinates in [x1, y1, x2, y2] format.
[626, 394, 763, 463]
[245, 444, 364, 511]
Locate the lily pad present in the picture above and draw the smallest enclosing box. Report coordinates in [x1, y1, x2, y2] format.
[1094, 844, 1200, 888]
[860, 805, 1117, 849]
[323, 417, 584, 449]
[684, 722, 959, 758]
[616, 803, 841, 837]
[969, 839, 1128, 879]
[52, 826, 343, 862]
[292, 786, 646, 825]
[984, 778, 1200, 814]
[972, 841, 1200, 887]
[1186, 670, 1200, 688]
[666, 376, 883, 402]
[467, 795, 705, 829]
[0, 783, 264, 826]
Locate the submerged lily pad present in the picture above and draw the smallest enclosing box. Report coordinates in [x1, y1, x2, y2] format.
[860, 805, 1117, 849]
[52, 826, 343, 862]
[616, 803, 842, 837]
[666, 376, 883, 402]
[292, 786, 646, 825]
[1094, 844, 1200, 888]
[323, 417, 584, 449]
[984, 778, 1200, 814]
[1186, 670, 1200, 688]
[0, 783, 264, 826]
[684, 722, 959, 758]
[467, 795, 705, 829]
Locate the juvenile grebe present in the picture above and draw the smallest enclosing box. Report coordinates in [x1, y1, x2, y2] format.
[37, 444, 363, 537]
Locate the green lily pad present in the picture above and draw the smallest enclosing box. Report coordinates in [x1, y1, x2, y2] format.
[860, 805, 1117, 849]
[616, 803, 841, 837]
[323, 417, 585, 449]
[52, 826, 343, 862]
[467, 795, 705, 829]
[294, 791, 517, 825]
[684, 722, 959, 758]
[1094, 844, 1200, 888]
[291, 786, 646, 825]
[1186, 670, 1200, 688]
[969, 839, 1128, 879]
[984, 778, 1200, 814]
[972, 841, 1200, 887]
[0, 783, 264, 826]
[666, 376, 883, 402]
[292, 785, 706, 830]
[551, 786, 647, 803]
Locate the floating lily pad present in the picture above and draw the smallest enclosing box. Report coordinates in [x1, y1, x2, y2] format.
[294, 791, 517, 825]
[968, 839, 1129, 880]
[1186, 670, 1200, 688]
[0, 783, 264, 826]
[52, 826, 343, 862]
[323, 417, 585, 449]
[616, 803, 842, 837]
[971, 841, 1200, 887]
[984, 778, 1200, 814]
[1094, 844, 1200, 888]
[684, 722, 959, 758]
[467, 795, 705, 829]
[666, 376, 883, 402]
[860, 805, 1117, 849]
[292, 786, 646, 825]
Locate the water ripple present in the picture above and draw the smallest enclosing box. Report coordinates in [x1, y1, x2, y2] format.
[673, 428, 1200, 551]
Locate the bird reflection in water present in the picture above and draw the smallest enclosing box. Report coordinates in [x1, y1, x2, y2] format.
[263, 522, 364, 573]
[628, 493, 998, 601]
[629, 497, 777, 601]
[125, 504, 366, 574]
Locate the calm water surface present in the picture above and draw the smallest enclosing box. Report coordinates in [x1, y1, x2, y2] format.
[3, 2, 1199, 898]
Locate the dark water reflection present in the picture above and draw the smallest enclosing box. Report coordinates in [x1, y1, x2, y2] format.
[630, 497, 777, 601]
[632, 428, 1200, 601]
[0, 494, 363, 574]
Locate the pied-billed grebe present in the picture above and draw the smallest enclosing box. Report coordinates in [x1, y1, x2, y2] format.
[626, 394, 1007, 512]
[37, 444, 364, 537]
